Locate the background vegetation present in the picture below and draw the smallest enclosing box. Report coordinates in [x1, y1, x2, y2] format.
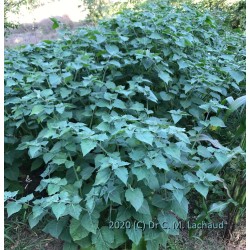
[4, 0, 246, 31]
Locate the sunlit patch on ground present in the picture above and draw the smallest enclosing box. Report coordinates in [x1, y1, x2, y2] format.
[6, 0, 87, 24]
[5, 0, 89, 48]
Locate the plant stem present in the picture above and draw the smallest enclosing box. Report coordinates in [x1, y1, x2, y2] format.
[98, 143, 109, 155]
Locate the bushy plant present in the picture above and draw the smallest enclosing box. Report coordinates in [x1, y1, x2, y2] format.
[4, 1, 245, 249]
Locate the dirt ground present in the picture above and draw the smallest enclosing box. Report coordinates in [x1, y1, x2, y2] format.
[180, 219, 246, 250]
[5, 218, 245, 250]
[4, 17, 89, 48]
[4, 0, 89, 48]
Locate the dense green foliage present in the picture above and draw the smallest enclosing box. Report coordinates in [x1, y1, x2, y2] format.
[4, 1, 245, 249]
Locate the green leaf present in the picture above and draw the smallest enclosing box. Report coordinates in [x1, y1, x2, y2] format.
[226, 95, 246, 119]
[49, 74, 61, 87]
[170, 196, 189, 220]
[172, 114, 182, 124]
[94, 169, 111, 186]
[6, 202, 22, 217]
[70, 218, 89, 241]
[47, 184, 60, 195]
[113, 99, 126, 109]
[81, 211, 99, 234]
[177, 60, 188, 69]
[158, 71, 171, 85]
[152, 194, 168, 208]
[157, 211, 179, 235]
[4, 191, 18, 202]
[138, 199, 151, 215]
[109, 60, 121, 68]
[173, 189, 184, 203]
[107, 194, 122, 210]
[175, 132, 190, 144]
[125, 188, 144, 211]
[214, 152, 231, 166]
[129, 149, 146, 161]
[114, 167, 128, 185]
[209, 201, 229, 213]
[159, 91, 172, 101]
[205, 173, 220, 182]
[209, 116, 226, 127]
[28, 145, 41, 158]
[144, 228, 161, 241]
[96, 34, 106, 44]
[142, 58, 154, 70]
[18, 194, 34, 203]
[184, 173, 199, 183]
[63, 242, 78, 250]
[149, 32, 162, 39]
[51, 203, 66, 220]
[146, 238, 163, 250]
[92, 227, 114, 250]
[164, 144, 181, 161]
[86, 197, 95, 212]
[41, 89, 53, 97]
[126, 227, 142, 245]
[130, 102, 145, 111]
[170, 180, 184, 189]
[111, 229, 127, 249]
[5, 167, 19, 181]
[80, 167, 94, 180]
[65, 160, 74, 169]
[55, 103, 65, 114]
[28, 213, 45, 229]
[152, 154, 169, 171]
[67, 204, 82, 220]
[197, 145, 212, 158]
[31, 158, 43, 171]
[43, 152, 54, 163]
[81, 139, 97, 156]
[50, 17, 60, 29]
[194, 183, 209, 198]
[229, 71, 245, 83]
[162, 183, 174, 190]
[6, 78, 16, 86]
[105, 44, 119, 55]
[31, 105, 44, 115]
[43, 218, 68, 238]
[229, 95, 246, 112]
[60, 88, 72, 98]
[135, 131, 154, 146]
[32, 205, 44, 218]
[169, 110, 186, 124]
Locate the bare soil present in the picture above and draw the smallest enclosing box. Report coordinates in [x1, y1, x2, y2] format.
[5, 217, 245, 250]
[178, 219, 246, 250]
[4, 17, 90, 48]
[4, 0, 88, 48]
